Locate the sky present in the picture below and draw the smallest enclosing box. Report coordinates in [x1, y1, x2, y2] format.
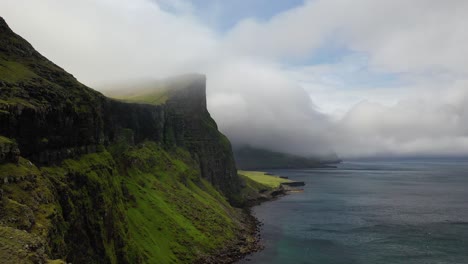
[1, 0, 468, 159]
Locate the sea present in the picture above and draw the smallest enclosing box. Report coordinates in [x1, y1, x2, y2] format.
[238, 161, 468, 264]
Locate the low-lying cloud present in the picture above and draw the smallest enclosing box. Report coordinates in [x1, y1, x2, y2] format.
[333, 82, 468, 158]
[1, 0, 467, 159]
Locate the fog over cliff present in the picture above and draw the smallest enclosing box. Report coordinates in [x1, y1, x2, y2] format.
[2, 0, 467, 159]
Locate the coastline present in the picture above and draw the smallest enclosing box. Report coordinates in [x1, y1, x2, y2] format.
[196, 184, 289, 263]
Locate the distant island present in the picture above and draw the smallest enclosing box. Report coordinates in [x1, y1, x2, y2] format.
[234, 146, 341, 170]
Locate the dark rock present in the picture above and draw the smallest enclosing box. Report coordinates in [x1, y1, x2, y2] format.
[0, 137, 20, 164]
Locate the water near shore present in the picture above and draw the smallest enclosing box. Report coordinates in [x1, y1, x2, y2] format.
[239, 161, 468, 264]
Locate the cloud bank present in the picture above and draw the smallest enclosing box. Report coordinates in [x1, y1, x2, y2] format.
[1, 0, 467, 158]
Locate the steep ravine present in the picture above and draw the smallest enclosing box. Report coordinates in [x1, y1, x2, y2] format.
[0, 17, 254, 263]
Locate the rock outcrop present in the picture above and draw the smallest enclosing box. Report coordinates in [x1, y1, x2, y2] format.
[0, 136, 19, 163]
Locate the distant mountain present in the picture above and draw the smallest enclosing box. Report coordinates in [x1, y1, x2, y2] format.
[234, 146, 341, 170]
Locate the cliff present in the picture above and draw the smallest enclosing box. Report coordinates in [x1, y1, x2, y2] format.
[0, 16, 240, 201]
[0, 17, 249, 263]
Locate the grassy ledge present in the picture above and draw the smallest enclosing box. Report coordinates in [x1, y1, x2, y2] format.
[238, 170, 291, 188]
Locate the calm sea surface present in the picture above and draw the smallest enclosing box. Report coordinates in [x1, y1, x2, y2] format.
[238, 161, 468, 264]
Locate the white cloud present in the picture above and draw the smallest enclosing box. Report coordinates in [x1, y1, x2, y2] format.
[0, 0, 217, 84]
[224, 0, 468, 75]
[1, 0, 468, 158]
[332, 81, 468, 157]
[206, 58, 333, 156]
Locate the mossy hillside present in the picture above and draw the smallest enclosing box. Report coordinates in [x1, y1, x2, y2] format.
[118, 142, 241, 263]
[0, 157, 39, 179]
[0, 59, 38, 83]
[41, 151, 131, 264]
[0, 151, 130, 263]
[0, 226, 65, 264]
[1, 140, 246, 263]
[0, 158, 63, 263]
[0, 158, 55, 233]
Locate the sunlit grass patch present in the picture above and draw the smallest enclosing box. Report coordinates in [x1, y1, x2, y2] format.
[238, 170, 290, 188]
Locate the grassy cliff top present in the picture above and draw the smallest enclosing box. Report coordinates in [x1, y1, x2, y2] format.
[102, 73, 206, 106]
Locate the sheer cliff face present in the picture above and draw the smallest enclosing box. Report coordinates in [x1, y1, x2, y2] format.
[163, 77, 241, 201]
[0, 17, 240, 200]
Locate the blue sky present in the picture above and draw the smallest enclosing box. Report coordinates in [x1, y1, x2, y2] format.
[171, 0, 306, 31]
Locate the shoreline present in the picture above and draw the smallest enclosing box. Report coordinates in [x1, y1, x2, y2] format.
[196, 185, 289, 264]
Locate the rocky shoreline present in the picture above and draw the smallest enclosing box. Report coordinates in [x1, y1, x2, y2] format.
[196, 187, 288, 264]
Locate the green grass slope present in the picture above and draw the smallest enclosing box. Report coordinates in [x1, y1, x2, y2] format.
[116, 142, 242, 263]
[0, 141, 248, 263]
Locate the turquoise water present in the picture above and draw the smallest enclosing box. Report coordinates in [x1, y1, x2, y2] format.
[239, 161, 468, 264]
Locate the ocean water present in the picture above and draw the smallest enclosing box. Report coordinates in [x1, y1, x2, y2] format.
[238, 161, 468, 264]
